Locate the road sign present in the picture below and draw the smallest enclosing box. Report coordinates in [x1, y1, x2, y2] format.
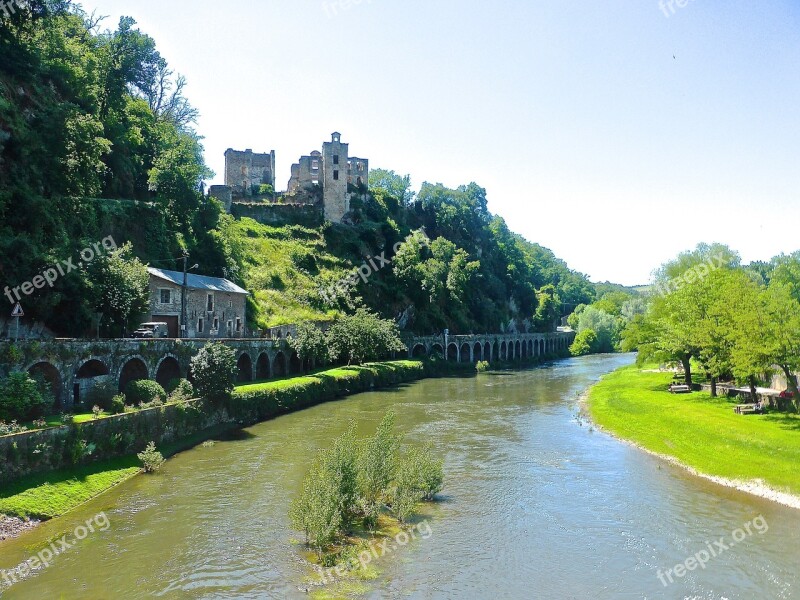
[11, 303, 23, 317]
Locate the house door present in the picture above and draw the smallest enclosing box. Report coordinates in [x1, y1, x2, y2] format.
[153, 315, 180, 338]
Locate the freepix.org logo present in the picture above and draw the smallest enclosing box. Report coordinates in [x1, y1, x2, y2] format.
[3, 236, 118, 305]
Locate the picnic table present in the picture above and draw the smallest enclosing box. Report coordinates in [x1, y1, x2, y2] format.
[734, 403, 763, 415]
[669, 384, 691, 394]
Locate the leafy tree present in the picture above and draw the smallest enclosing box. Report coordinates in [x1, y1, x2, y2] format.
[326, 309, 406, 365]
[288, 322, 328, 367]
[368, 168, 414, 205]
[570, 329, 598, 356]
[532, 285, 562, 333]
[357, 411, 401, 525]
[0, 372, 53, 421]
[189, 343, 237, 403]
[88, 242, 149, 337]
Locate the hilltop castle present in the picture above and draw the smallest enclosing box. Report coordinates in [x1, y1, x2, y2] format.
[209, 132, 368, 224]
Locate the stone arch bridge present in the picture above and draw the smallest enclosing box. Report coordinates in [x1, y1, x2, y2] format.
[0, 331, 574, 410]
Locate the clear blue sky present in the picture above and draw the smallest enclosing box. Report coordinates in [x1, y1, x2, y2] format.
[78, 0, 800, 285]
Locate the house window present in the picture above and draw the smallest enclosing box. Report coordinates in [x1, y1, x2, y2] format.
[236, 318, 242, 332]
[159, 289, 171, 304]
[311, 160, 319, 170]
[333, 155, 339, 165]
[198, 318, 204, 333]
[227, 320, 233, 334]
[333, 170, 339, 181]
[229, 300, 233, 308]
[206, 293, 214, 312]
[213, 317, 219, 330]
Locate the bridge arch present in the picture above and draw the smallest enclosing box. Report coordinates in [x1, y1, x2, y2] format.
[411, 344, 427, 359]
[236, 352, 253, 383]
[256, 352, 271, 380]
[484, 342, 491, 362]
[473, 342, 483, 362]
[515, 340, 522, 359]
[500, 341, 507, 360]
[155, 355, 182, 389]
[289, 351, 303, 375]
[460, 343, 471, 363]
[27, 361, 62, 405]
[447, 343, 459, 362]
[430, 343, 444, 359]
[118, 356, 149, 392]
[273, 351, 287, 377]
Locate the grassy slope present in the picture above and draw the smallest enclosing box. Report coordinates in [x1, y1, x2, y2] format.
[229, 218, 352, 328]
[588, 365, 800, 495]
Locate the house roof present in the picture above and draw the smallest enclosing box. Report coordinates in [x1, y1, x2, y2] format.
[148, 267, 249, 295]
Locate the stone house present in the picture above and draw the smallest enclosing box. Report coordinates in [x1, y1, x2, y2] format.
[146, 268, 249, 339]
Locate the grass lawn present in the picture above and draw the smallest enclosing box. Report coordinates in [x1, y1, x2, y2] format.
[587, 365, 800, 496]
[0, 457, 140, 520]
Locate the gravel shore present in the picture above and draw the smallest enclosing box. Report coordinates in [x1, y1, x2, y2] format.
[0, 515, 41, 542]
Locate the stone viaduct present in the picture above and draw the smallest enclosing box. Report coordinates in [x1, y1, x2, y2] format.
[0, 331, 574, 410]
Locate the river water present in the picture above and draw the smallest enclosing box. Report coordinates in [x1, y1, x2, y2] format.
[2, 354, 799, 599]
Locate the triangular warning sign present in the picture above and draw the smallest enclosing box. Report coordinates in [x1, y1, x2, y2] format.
[11, 303, 24, 317]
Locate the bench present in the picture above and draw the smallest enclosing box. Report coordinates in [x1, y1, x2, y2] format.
[669, 384, 691, 394]
[734, 404, 762, 415]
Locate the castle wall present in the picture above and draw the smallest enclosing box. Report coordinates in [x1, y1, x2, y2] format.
[224, 149, 276, 195]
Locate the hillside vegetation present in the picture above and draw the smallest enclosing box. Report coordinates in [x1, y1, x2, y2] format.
[1, 2, 595, 336]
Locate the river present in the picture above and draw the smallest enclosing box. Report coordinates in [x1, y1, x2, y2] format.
[1, 354, 799, 599]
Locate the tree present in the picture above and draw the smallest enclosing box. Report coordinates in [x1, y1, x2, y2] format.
[89, 242, 149, 337]
[357, 411, 401, 526]
[0, 372, 53, 421]
[368, 168, 414, 205]
[532, 285, 562, 333]
[288, 322, 328, 369]
[189, 343, 237, 403]
[570, 329, 598, 356]
[326, 309, 407, 365]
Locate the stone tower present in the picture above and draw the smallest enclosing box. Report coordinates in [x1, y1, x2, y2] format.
[322, 132, 350, 223]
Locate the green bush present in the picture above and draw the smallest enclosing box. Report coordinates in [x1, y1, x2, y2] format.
[0, 372, 53, 422]
[570, 329, 598, 357]
[190, 343, 237, 403]
[125, 380, 167, 406]
[137, 442, 165, 473]
[167, 379, 194, 402]
[110, 394, 126, 414]
[476, 360, 490, 372]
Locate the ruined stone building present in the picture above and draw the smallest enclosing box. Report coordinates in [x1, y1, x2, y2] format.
[224, 148, 276, 195]
[212, 133, 368, 224]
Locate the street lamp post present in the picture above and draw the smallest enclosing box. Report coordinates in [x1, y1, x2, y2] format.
[180, 255, 199, 339]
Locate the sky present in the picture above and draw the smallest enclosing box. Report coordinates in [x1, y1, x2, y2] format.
[76, 0, 800, 286]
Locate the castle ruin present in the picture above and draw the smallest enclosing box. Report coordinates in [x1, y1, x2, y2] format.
[210, 132, 368, 224]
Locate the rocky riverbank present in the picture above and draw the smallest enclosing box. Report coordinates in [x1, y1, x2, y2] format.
[0, 515, 40, 541]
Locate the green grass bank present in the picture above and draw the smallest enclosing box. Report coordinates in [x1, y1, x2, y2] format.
[587, 365, 800, 502]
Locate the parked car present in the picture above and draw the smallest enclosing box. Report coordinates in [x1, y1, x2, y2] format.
[131, 322, 170, 339]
